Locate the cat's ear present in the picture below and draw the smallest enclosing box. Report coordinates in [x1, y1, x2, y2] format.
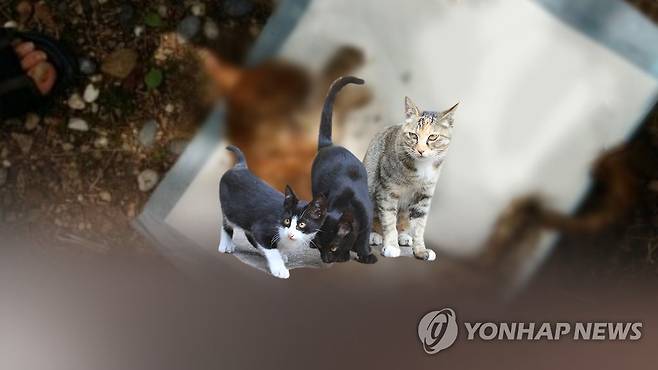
[438, 102, 458, 128]
[405, 96, 421, 120]
[337, 211, 353, 237]
[441, 102, 459, 120]
[284, 185, 298, 209]
[308, 194, 328, 220]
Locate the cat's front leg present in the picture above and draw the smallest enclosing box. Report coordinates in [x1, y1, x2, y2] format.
[354, 224, 378, 264]
[377, 193, 401, 258]
[246, 233, 290, 278]
[409, 199, 436, 261]
[218, 219, 235, 253]
[259, 246, 290, 278]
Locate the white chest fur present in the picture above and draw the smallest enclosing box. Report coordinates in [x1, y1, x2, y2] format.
[414, 159, 442, 183]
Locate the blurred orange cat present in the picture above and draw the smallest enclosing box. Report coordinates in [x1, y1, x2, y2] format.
[198, 46, 370, 199]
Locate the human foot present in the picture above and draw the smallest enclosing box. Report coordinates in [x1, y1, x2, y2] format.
[14, 41, 56, 95]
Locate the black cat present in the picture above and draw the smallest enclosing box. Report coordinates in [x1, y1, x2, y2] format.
[219, 146, 328, 278]
[311, 76, 378, 264]
[314, 209, 357, 263]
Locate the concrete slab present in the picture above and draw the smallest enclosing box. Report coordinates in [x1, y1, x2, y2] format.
[137, 0, 658, 283]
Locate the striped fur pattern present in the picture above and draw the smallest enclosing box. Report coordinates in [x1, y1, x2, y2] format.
[363, 97, 458, 261]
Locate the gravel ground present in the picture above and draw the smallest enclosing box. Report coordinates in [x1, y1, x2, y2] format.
[0, 0, 273, 252]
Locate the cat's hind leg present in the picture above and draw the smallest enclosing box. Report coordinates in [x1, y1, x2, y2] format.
[369, 217, 383, 246]
[369, 232, 383, 246]
[218, 218, 235, 253]
[398, 233, 413, 246]
[397, 212, 413, 246]
[246, 234, 289, 279]
[409, 195, 436, 262]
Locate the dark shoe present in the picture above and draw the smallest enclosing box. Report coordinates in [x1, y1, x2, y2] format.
[0, 28, 77, 119]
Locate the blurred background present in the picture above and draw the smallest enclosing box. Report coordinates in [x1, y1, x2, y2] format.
[1, 0, 658, 369]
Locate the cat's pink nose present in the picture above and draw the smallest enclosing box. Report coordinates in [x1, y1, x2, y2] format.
[417, 149, 425, 156]
[288, 233, 295, 240]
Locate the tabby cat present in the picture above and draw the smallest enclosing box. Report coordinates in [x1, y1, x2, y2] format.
[364, 97, 458, 261]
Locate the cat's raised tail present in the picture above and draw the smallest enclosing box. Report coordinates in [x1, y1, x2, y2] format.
[318, 76, 364, 150]
[226, 145, 247, 169]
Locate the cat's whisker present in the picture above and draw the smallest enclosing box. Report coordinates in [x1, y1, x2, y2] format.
[270, 233, 281, 246]
[310, 240, 321, 250]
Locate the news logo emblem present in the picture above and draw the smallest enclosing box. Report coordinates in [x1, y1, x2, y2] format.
[418, 308, 458, 354]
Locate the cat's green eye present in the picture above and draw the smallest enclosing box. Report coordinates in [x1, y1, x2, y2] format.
[298, 222, 306, 229]
[428, 134, 439, 141]
[406, 132, 418, 142]
[284, 218, 290, 226]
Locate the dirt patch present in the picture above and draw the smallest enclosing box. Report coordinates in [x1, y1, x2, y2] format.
[0, 0, 273, 252]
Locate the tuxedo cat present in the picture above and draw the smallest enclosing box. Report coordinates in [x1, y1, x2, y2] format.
[311, 77, 377, 264]
[219, 146, 328, 278]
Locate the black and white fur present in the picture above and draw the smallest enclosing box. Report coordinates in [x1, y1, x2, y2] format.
[219, 146, 328, 278]
[311, 76, 377, 264]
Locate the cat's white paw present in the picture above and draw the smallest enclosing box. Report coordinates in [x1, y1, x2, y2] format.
[414, 248, 437, 261]
[270, 265, 290, 279]
[398, 233, 413, 246]
[382, 245, 401, 258]
[260, 247, 289, 279]
[369, 232, 383, 246]
[218, 234, 234, 253]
